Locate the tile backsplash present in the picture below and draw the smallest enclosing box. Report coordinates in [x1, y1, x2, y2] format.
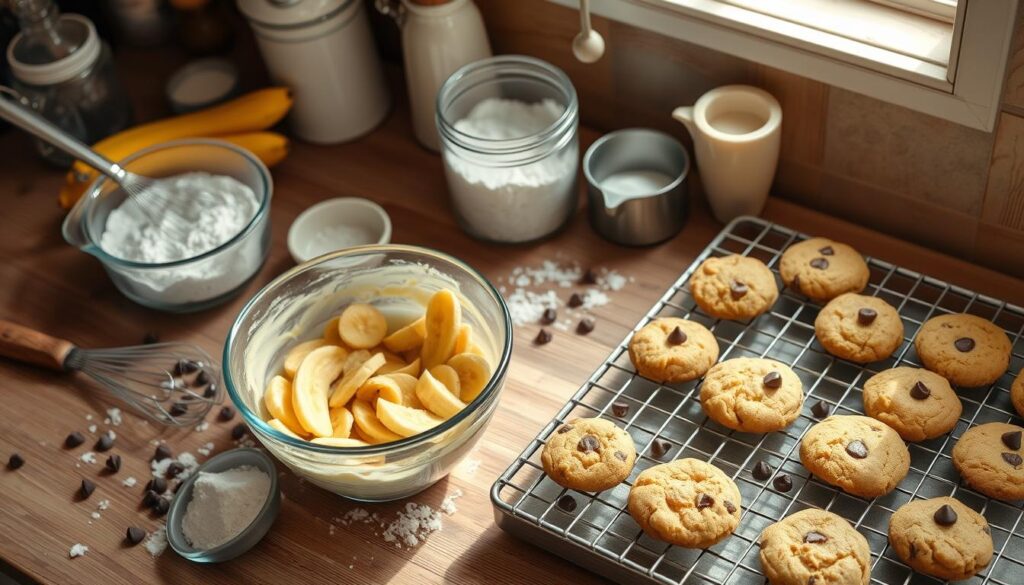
[473, 0, 1024, 277]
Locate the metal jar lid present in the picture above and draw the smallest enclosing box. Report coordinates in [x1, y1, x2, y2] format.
[236, 0, 355, 29]
[7, 14, 101, 86]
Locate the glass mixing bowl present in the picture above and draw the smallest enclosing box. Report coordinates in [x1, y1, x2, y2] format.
[223, 245, 512, 501]
[62, 139, 273, 313]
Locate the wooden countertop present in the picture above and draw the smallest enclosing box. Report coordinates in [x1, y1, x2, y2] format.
[1, 79, 1023, 585]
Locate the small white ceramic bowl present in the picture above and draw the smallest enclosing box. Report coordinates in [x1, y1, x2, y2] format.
[287, 197, 392, 264]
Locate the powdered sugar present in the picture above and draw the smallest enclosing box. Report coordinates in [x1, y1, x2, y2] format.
[181, 465, 271, 550]
[382, 502, 444, 548]
[144, 525, 167, 557]
[80, 452, 96, 464]
[151, 451, 199, 480]
[500, 260, 633, 327]
[106, 408, 122, 426]
[69, 543, 88, 558]
[122, 476, 137, 488]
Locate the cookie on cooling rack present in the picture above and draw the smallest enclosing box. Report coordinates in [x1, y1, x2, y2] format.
[888, 496, 993, 581]
[627, 458, 741, 548]
[759, 508, 871, 585]
[862, 367, 961, 442]
[699, 357, 803, 433]
[914, 313, 1011, 388]
[1012, 368, 1024, 418]
[799, 415, 910, 498]
[627, 318, 719, 383]
[541, 417, 636, 493]
[689, 254, 778, 320]
[952, 422, 1024, 501]
[814, 293, 904, 363]
[779, 237, 869, 303]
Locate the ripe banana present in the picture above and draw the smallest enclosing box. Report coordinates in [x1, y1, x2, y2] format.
[283, 339, 331, 379]
[421, 290, 462, 368]
[292, 345, 347, 437]
[377, 399, 444, 437]
[268, 418, 304, 439]
[339, 303, 388, 349]
[322, 316, 344, 347]
[356, 375, 404, 404]
[263, 375, 306, 436]
[428, 364, 461, 396]
[329, 406, 354, 439]
[351, 399, 403, 444]
[415, 370, 466, 419]
[382, 317, 426, 353]
[329, 352, 386, 408]
[453, 324, 472, 355]
[447, 353, 492, 403]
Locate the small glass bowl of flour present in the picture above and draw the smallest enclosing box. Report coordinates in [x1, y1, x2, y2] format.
[437, 56, 579, 244]
[62, 140, 273, 312]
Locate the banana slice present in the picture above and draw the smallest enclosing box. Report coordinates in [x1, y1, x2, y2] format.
[382, 316, 426, 353]
[390, 357, 422, 377]
[329, 352, 387, 408]
[428, 364, 461, 396]
[263, 375, 307, 436]
[466, 343, 488, 358]
[329, 406, 354, 438]
[374, 349, 408, 374]
[421, 289, 461, 368]
[385, 373, 423, 408]
[377, 399, 444, 437]
[453, 324, 472, 355]
[268, 418, 305, 439]
[323, 316, 344, 347]
[415, 370, 466, 419]
[311, 437, 370, 448]
[283, 339, 330, 378]
[342, 349, 371, 373]
[447, 353, 492, 403]
[351, 399, 402, 444]
[339, 303, 388, 349]
[292, 345, 347, 437]
[356, 375, 403, 404]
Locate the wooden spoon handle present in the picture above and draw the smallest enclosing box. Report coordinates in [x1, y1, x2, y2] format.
[0, 319, 75, 371]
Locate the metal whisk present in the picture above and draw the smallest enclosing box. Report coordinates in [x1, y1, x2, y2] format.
[0, 319, 222, 426]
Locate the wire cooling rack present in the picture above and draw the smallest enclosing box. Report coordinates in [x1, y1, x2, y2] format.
[490, 216, 1024, 585]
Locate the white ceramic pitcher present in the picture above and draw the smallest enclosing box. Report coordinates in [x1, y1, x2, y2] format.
[672, 85, 781, 223]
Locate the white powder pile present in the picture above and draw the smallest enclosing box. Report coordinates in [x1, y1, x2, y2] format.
[151, 452, 199, 480]
[122, 476, 137, 488]
[80, 452, 96, 465]
[69, 543, 88, 558]
[106, 408, 122, 426]
[443, 98, 577, 243]
[181, 466, 271, 550]
[382, 502, 444, 548]
[500, 260, 633, 327]
[144, 525, 167, 557]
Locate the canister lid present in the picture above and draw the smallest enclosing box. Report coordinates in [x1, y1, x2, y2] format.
[7, 14, 101, 86]
[236, 0, 354, 28]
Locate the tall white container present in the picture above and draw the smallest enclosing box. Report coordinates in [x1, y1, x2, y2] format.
[238, 0, 391, 144]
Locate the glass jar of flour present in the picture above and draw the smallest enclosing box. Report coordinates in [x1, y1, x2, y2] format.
[436, 56, 579, 244]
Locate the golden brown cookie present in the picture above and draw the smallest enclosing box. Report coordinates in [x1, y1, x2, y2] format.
[627, 458, 741, 548]
[799, 415, 910, 498]
[1012, 368, 1024, 418]
[759, 508, 871, 585]
[915, 313, 1011, 388]
[951, 422, 1024, 500]
[779, 237, 869, 303]
[699, 357, 803, 433]
[862, 367, 961, 442]
[690, 255, 779, 320]
[628, 318, 719, 383]
[541, 417, 636, 492]
[814, 293, 904, 363]
[888, 497, 993, 581]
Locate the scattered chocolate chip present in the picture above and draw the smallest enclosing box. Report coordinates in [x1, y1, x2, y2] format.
[105, 454, 121, 473]
[146, 477, 167, 494]
[1002, 452, 1023, 467]
[576, 318, 595, 335]
[612, 402, 629, 417]
[126, 526, 146, 545]
[763, 371, 783, 389]
[667, 326, 687, 345]
[1001, 430, 1022, 450]
[169, 403, 187, 417]
[857, 308, 877, 325]
[804, 531, 828, 544]
[696, 493, 715, 509]
[557, 494, 577, 512]
[192, 370, 211, 388]
[7, 453, 24, 470]
[752, 461, 773, 481]
[790, 275, 801, 291]
[540, 307, 557, 325]
[910, 381, 931, 400]
[153, 445, 172, 462]
[811, 399, 830, 418]
[810, 258, 829, 270]
[568, 293, 584, 308]
[614, 451, 627, 461]
[577, 435, 600, 453]
[773, 474, 793, 492]
[142, 490, 160, 508]
[954, 337, 975, 352]
[231, 423, 248, 440]
[724, 500, 736, 514]
[557, 425, 573, 434]
[142, 332, 159, 345]
[581, 268, 599, 285]
[95, 432, 114, 452]
[818, 246, 834, 256]
[933, 504, 957, 526]
[983, 525, 990, 534]
[153, 496, 170, 516]
[846, 440, 869, 459]
[218, 406, 235, 422]
[65, 432, 86, 448]
[651, 439, 672, 459]
[730, 281, 749, 300]
[534, 329, 553, 345]
[204, 384, 218, 398]
[79, 479, 95, 499]
[908, 542, 916, 558]
[166, 462, 185, 478]
[173, 359, 199, 376]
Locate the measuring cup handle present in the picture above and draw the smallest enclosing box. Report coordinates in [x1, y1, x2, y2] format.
[0, 320, 75, 371]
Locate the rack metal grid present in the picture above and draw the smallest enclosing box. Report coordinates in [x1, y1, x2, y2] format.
[491, 217, 1024, 585]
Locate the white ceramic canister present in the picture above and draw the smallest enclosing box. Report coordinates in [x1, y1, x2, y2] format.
[237, 0, 391, 144]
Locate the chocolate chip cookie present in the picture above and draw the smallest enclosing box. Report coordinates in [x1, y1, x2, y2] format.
[699, 357, 803, 433]
[779, 237, 869, 303]
[628, 318, 719, 383]
[759, 508, 871, 585]
[814, 293, 904, 363]
[627, 458, 741, 548]
[541, 417, 636, 492]
[915, 313, 1011, 388]
[888, 497, 993, 581]
[800, 415, 910, 498]
[951, 422, 1024, 500]
[862, 367, 961, 442]
[1010, 367, 1024, 418]
[690, 255, 779, 320]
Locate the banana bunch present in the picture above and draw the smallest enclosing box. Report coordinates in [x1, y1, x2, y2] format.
[262, 289, 494, 445]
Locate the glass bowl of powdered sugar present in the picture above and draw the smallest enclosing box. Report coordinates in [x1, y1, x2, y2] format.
[62, 139, 272, 312]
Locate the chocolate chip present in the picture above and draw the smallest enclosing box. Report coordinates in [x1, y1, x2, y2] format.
[752, 460, 773, 480]
[803, 531, 828, 544]
[730, 281, 749, 300]
[983, 525, 990, 534]
[7, 453, 24, 470]
[153, 445, 172, 462]
[614, 451, 627, 461]
[568, 293, 584, 308]
[534, 329, 553, 345]
[204, 383, 218, 398]
[773, 474, 793, 492]
[1002, 452, 1023, 467]
[142, 332, 159, 344]
[192, 370, 210, 388]
[173, 359, 199, 375]
[576, 318, 595, 335]
[1001, 430, 1022, 450]
[146, 477, 167, 494]
[910, 381, 931, 400]
[908, 542, 916, 558]
[231, 423, 247, 440]
[166, 462, 185, 478]
[142, 490, 160, 508]
[582, 268, 599, 285]
[846, 440, 868, 459]
[541, 308, 557, 325]
[153, 496, 170, 516]
[818, 246, 834, 256]
[763, 371, 783, 389]
[218, 406, 235, 422]
[954, 337, 975, 352]
[612, 402, 629, 417]
[857, 308, 877, 325]
[105, 454, 121, 473]
[126, 526, 146, 545]
[696, 493, 715, 509]
[724, 500, 736, 514]
[667, 326, 687, 345]
[169, 403, 187, 417]
[557, 425, 573, 434]
[79, 479, 95, 499]
[810, 258, 829, 270]
[95, 432, 114, 452]
[577, 435, 599, 453]
[65, 432, 86, 448]
[651, 439, 672, 459]
[811, 399, 830, 418]
[933, 504, 957, 526]
[557, 494, 577, 512]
